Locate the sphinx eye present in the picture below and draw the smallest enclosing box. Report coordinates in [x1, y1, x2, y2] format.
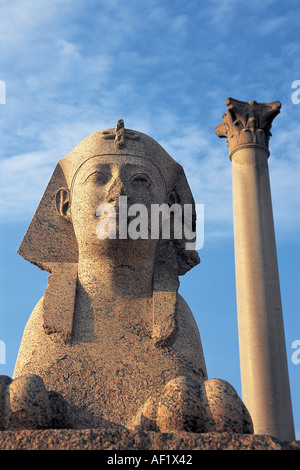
[130, 173, 151, 188]
[84, 171, 109, 185]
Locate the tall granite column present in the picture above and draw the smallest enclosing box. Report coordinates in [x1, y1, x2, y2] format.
[215, 98, 295, 442]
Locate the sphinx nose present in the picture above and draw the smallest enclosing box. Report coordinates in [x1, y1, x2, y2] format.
[105, 177, 127, 203]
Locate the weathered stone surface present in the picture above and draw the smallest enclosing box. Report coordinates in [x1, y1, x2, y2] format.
[0, 376, 12, 430]
[0, 428, 298, 451]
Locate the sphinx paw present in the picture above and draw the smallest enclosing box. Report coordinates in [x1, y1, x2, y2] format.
[202, 378, 253, 433]
[155, 376, 206, 433]
[1, 374, 52, 429]
[131, 376, 253, 434]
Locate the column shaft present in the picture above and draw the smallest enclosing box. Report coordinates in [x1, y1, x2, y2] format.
[231, 145, 294, 441]
[216, 98, 295, 442]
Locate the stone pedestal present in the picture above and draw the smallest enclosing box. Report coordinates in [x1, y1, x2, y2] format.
[215, 98, 295, 442]
[0, 428, 298, 450]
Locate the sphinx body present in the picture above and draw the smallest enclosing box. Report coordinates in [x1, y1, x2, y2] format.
[13, 291, 207, 429]
[1, 122, 253, 432]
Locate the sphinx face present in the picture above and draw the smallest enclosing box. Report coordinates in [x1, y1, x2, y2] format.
[68, 155, 168, 257]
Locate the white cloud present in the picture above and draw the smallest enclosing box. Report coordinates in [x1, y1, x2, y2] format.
[0, 151, 55, 221]
[56, 39, 81, 59]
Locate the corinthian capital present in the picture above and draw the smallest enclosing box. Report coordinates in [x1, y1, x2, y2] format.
[215, 98, 281, 156]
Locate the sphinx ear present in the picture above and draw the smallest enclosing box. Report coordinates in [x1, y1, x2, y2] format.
[168, 190, 180, 206]
[56, 188, 71, 221]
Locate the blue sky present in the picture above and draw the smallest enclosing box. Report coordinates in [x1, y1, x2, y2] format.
[0, 0, 299, 439]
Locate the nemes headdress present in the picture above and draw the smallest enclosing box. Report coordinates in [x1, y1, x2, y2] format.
[18, 120, 200, 346]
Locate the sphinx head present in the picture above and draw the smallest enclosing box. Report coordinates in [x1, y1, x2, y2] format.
[18, 120, 199, 275]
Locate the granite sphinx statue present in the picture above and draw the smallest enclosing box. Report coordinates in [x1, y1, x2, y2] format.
[0, 120, 253, 433]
